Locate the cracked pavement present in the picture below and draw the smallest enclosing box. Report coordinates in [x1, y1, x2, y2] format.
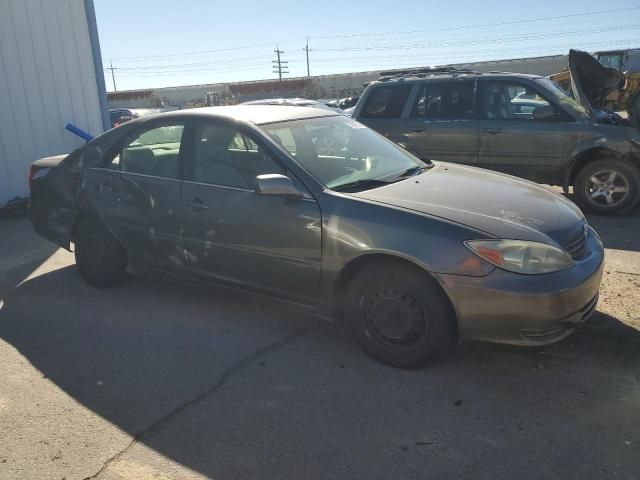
[1, 214, 639, 480]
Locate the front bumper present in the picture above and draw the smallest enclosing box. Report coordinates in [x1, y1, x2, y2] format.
[437, 228, 604, 346]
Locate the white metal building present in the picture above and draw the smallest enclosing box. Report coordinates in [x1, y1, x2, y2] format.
[0, 0, 108, 205]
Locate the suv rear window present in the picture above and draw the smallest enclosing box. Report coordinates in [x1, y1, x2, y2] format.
[412, 82, 474, 119]
[360, 85, 412, 119]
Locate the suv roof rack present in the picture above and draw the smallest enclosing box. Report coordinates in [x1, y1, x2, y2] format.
[377, 66, 481, 81]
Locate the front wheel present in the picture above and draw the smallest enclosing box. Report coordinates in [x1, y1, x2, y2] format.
[344, 260, 455, 369]
[574, 159, 640, 215]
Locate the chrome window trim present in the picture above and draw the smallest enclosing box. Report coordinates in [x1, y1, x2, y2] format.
[182, 179, 316, 202]
[89, 167, 181, 182]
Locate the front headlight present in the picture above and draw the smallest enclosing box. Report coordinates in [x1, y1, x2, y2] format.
[464, 239, 575, 275]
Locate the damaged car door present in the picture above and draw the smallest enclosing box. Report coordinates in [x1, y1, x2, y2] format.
[86, 121, 186, 270]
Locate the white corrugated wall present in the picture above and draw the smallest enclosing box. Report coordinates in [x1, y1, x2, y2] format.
[0, 0, 105, 205]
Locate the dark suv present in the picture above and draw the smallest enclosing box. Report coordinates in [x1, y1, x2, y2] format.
[352, 66, 640, 215]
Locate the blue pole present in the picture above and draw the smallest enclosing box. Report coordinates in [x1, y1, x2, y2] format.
[65, 123, 94, 142]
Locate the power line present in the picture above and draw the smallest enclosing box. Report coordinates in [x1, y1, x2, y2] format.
[311, 5, 640, 40]
[111, 37, 306, 61]
[314, 24, 640, 52]
[115, 54, 274, 70]
[109, 23, 638, 76]
[107, 7, 639, 63]
[309, 39, 640, 64]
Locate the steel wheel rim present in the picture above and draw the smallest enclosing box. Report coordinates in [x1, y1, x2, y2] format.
[585, 169, 630, 207]
[362, 288, 426, 347]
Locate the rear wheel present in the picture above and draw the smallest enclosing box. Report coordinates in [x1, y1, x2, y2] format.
[344, 260, 455, 369]
[574, 159, 639, 215]
[74, 216, 127, 287]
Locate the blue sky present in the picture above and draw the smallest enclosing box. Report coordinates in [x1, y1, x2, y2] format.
[94, 0, 640, 91]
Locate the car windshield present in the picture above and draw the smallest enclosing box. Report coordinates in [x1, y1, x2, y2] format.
[262, 115, 427, 190]
[534, 78, 590, 119]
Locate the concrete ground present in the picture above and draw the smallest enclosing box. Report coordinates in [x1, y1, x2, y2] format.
[0, 209, 639, 480]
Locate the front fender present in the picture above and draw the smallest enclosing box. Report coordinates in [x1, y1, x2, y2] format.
[564, 129, 640, 188]
[316, 193, 493, 315]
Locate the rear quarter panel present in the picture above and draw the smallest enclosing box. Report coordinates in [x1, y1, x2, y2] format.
[29, 125, 135, 248]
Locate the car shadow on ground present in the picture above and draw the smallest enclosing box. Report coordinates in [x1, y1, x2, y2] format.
[1, 265, 640, 478]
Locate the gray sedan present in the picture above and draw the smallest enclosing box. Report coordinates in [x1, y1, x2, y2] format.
[29, 106, 604, 368]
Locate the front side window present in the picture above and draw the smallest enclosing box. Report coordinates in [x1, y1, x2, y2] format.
[597, 53, 624, 71]
[360, 85, 412, 119]
[117, 123, 184, 178]
[412, 82, 474, 119]
[480, 81, 552, 120]
[534, 78, 589, 119]
[262, 116, 427, 190]
[191, 123, 284, 189]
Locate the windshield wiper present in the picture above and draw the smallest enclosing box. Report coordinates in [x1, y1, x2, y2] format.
[331, 178, 390, 192]
[398, 165, 431, 178]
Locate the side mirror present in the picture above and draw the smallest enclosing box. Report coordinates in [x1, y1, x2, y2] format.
[256, 174, 304, 197]
[532, 105, 556, 121]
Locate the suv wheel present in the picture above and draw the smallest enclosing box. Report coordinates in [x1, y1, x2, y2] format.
[574, 159, 639, 215]
[344, 260, 455, 369]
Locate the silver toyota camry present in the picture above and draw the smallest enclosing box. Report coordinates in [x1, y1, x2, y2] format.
[30, 105, 604, 368]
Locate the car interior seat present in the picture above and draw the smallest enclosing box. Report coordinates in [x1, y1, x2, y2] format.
[121, 147, 155, 175]
[196, 127, 247, 188]
[484, 86, 512, 119]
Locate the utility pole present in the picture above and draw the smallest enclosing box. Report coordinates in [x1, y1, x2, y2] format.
[303, 37, 311, 78]
[272, 45, 288, 82]
[106, 60, 117, 92]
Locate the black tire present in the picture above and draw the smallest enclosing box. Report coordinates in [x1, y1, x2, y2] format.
[574, 159, 640, 215]
[344, 260, 455, 369]
[74, 216, 127, 287]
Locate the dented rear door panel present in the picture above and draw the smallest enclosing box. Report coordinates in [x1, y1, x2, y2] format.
[85, 168, 183, 271]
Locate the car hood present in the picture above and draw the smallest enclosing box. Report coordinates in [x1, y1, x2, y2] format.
[569, 49, 622, 115]
[351, 162, 585, 245]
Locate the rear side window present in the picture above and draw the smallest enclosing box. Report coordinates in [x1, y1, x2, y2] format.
[412, 82, 474, 119]
[115, 124, 185, 178]
[360, 85, 412, 119]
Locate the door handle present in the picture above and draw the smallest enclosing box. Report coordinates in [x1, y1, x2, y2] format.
[481, 128, 503, 134]
[184, 198, 208, 211]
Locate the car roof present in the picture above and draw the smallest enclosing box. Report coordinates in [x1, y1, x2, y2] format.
[369, 71, 544, 87]
[133, 105, 339, 125]
[241, 98, 319, 106]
